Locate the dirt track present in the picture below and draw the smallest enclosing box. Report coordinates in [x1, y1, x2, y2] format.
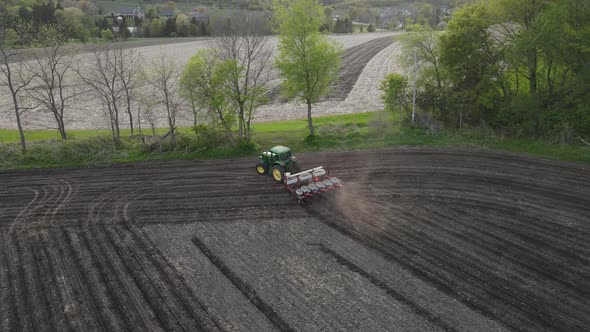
[1, 148, 589, 331]
[327, 36, 395, 100]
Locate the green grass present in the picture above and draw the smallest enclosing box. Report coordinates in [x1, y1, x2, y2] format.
[0, 127, 193, 143]
[1, 111, 589, 171]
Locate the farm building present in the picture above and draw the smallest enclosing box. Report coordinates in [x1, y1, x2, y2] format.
[111, 6, 144, 19]
[158, 9, 175, 19]
[188, 11, 210, 24]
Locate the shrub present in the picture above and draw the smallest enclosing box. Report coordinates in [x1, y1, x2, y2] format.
[380, 73, 410, 119]
[100, 29, 114, 40]
[192, 124, 231, 149]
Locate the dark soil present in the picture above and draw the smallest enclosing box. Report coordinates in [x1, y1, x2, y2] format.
[326, 36, 395, 100]
[0, 148, 588, 331]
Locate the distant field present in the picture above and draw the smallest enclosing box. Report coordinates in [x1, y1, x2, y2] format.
[95, 0, 199, 14]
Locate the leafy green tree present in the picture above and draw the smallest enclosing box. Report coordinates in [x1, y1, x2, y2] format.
[323, 7, 334, 32]
[179, 57, 202, 126]
[380, 73, 410, 119]
[417, 3, 437, 28]
[403, 25, 443, 91]
[100, 28, 113, 40]
[150, 17, 163, 37]
[489, 0, 552, 95]
[180, 49, 236, 144]
[61, 0, 96, 15]
[31, 1, 55, 24]
[176, 14, 190, 37]
[97, 17, 110, 32]
[117, 18, 130, 39]
[334, 18, 343, 33]
[18, 6, 31, 21]
[274, 0, 343, 137]
[439, 3, 506, 124]
[55, 7, 94, 42]
[199, 21, 209, 36]
[343, 17, 353, 33]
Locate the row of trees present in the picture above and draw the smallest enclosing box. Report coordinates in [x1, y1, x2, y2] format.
[0, 18, 177, 152]
[385, 0, 590, 142]
[1, 19, 78, 152]
[1, 0, 343, 153]
[142, 16, 210, 37]
[333, 17, 354, 33]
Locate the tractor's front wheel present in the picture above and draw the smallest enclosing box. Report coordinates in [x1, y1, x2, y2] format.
[256, 162, 268, 175]
[271, 165, 285, 183]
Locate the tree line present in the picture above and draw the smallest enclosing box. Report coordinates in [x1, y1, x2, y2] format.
[382, 0, 590, 143]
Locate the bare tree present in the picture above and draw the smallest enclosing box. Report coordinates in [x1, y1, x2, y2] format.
[216, 11, 272, 142]
[115, 47, 143, 134]
[25, 25, 77, 140]
[77, 43, 124, 143]
[138, 90, 160, 138]
[143, 50, 181, 145]
[0, 19, 36, 153]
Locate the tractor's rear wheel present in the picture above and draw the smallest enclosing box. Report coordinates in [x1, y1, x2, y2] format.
[271, 165, 285, 183]
[256, 162, 268, 175]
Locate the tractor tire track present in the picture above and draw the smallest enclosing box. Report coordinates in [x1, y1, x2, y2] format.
[119, 184, 223, 331]
[123, 223, 222, 331]
[319, 243, 457, 332]
[44, 179, 106, 331]
[82, 185, 161, 331]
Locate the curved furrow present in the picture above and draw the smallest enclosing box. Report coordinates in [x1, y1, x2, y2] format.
[83, 184, 162, 331]
[387, 202, 590, 317]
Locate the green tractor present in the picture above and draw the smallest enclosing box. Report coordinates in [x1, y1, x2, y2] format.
[256, 145, 299, 182]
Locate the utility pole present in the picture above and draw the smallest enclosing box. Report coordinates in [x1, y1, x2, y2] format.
[411, 50, 417, 128]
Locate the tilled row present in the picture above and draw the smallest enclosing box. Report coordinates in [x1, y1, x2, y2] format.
[326, 36, 396, 101]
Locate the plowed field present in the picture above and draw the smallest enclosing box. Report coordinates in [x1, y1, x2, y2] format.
[1, 148, 589, 331]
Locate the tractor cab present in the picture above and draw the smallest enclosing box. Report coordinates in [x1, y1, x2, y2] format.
[256, 145, 298, 182]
